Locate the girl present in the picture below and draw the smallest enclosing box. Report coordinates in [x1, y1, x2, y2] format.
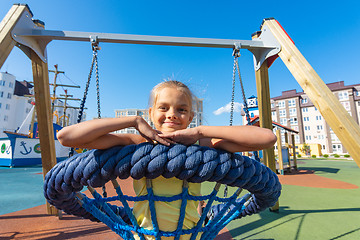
[57, 80, 277, 240]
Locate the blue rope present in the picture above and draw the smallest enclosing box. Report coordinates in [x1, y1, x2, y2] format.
[204, 194, 251, 239]
[44, 143, 281, 239]
[78, 182, 250, 239]
[174, 181, 189, 240]
[146, 180, 161, 240]
[189, 183, 220, 240]
[113, 182, 146, 240]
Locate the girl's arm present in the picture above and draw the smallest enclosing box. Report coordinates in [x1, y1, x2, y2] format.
[159, 125, 277, 153]
[57, 116, 172, 149]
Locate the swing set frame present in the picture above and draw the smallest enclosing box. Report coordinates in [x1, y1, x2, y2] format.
[1, 4, 360, 215]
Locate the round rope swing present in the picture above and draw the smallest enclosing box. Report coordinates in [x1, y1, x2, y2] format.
[44, 41, 281, 239]
[44, 142, 281, 240]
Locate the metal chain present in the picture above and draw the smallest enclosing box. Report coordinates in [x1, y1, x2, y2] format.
[235, 53, 261, 162]
[229, 56, 237, 127]
[235, 59, 251, 125]
[94, 49, 101, 119]
[224, 48, 241, 198]
[68, 45, 97, 157]
[92, 42, 106, 197]
[77, 49, 96, 124]
[91, 42, 106, 197]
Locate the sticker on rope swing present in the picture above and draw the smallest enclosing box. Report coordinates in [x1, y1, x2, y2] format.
[34, 143, 41, 153]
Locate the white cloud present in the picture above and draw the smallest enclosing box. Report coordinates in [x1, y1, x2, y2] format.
[213, 102, 243, 115]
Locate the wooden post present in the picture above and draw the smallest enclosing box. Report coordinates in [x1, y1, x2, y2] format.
[28, 16, 59, 215]
[284, 132, 290, 169]
[276, 129, 284, 175]
[31, 49, 58, 215]
[262, 18, 360, 167]
[252, 32, 276, 172]
[0, 4, 29, 68]
[252, 31, 278, 211]
[291, 134, 298, 170]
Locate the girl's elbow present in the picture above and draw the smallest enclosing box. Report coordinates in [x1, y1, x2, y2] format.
[56, 130, 72, 147]
[265, 131, 277, 148]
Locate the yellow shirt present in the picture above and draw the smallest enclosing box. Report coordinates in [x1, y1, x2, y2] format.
[133, 176, 201, 240]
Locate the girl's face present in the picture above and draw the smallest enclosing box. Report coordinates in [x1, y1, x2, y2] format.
[149, 87, 194, 133]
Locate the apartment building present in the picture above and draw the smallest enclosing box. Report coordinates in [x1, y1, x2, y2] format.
[269, 81, 360, 154]
[114, 97, 203, 134]
[0, 72, 82, 137]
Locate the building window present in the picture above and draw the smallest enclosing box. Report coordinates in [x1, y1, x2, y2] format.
[9, 82, 14, 88]
[5, 104, 10, 110]
[278, 101, 285, 108]
[0, 80, 5, 86]
[301, 98, 308, 104]
[7, 93, 11, 99]
[4, 115, 8, 121]
[0, 91, 3, 98]
[303, 117, 309, 121]
[271, 103, 275, 108]
[289, 108, 297, 116]
[280, 118, 287, 125]
[341, 102, 350, 111]
[290, 117, 297, 125]
[316, 115, 322, 120]
[331, 133, 339, 142]
[332, 144, 342, 152]
[288, 99, 296, 107]
[0, 103, 1, 108]
[317, 125, 323, 130]
[127, 110, 136, 116]
[338, 91, 349, 100]
[302, 108, 308, 113]
[127, 129, 136, 134]
[305, 126, 310, 131]
[279, 109, 286, 117]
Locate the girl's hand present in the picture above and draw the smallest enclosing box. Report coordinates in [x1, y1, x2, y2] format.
[134, 117, 174, 146]
[158, 127, 200, 145]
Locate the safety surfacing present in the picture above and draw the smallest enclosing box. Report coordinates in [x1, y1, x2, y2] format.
[1, 159, 360, 239]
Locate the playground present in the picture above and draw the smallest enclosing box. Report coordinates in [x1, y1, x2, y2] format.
[1, 158, 360, 239]
[1, 3, 360, 240]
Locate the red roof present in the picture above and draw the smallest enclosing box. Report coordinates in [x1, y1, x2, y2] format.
[248, 115, 299, 134]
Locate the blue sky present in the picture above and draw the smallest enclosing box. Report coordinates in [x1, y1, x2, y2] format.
[1, 1, 360, 126]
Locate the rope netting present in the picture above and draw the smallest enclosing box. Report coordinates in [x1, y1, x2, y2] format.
[44, 143, 281, 239]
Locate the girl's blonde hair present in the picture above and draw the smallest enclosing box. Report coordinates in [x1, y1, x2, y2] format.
[149, 80, 194, 111]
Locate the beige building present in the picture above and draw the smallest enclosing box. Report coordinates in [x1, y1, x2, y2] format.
[270, 81, 360, 154]
[114, 97, 203, 134]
